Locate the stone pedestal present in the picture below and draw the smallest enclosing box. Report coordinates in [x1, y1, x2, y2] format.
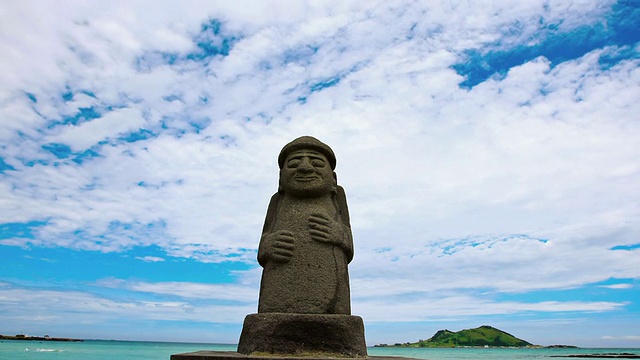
[237, 313, 367, 358]
[170, 352, 416, 360]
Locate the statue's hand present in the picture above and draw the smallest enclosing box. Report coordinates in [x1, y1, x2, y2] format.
[308, 213, 342, 245]
[268, 230, 295, 263]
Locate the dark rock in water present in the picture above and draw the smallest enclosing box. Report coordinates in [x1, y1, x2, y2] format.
[547, 345, 579, 348]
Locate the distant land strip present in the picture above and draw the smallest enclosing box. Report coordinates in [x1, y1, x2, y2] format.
[0, 334, 83, 342]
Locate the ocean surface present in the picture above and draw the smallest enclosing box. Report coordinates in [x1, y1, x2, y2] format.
[0, 340, 638, 360]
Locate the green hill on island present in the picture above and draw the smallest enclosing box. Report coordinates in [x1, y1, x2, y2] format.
[375, 325, 533, 348]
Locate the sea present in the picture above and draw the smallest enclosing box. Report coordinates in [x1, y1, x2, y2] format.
[0, 340, 638, 360]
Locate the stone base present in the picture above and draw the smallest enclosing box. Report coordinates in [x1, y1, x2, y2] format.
[170, 351, 417, 360]
[237, 313, 367, 357]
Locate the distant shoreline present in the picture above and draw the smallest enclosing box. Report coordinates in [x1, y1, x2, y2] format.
[0, 334, 83, 342]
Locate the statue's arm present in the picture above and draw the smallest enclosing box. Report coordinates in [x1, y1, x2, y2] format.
[336, 186, 354, 263]
[341, 223, 354, 263]
[257, 194, 278, 266]
[257, 232, 270, 267]
[258, 193, 295, 266]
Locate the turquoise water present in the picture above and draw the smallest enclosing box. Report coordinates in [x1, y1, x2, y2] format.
[369, 346, 640, 359]
[0, 340, 236, 360]
[0, 340, 638, 360]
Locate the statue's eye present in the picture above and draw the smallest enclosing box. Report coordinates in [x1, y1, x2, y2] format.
[311, 159, 325, 167]
[287, 159, 302, 168]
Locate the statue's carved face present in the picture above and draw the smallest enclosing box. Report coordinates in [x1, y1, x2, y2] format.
[280, 149, 335, 198]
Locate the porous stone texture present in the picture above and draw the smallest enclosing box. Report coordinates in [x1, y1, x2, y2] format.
[234, 137, 367, 358]
[237, 313, 367, 357]
[257, 136, 354, 315]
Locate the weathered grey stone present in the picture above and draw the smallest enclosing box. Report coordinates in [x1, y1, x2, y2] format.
[236, 136, 366, 358]
[237, 313, 366, 357]
[257, 136, 353, 314]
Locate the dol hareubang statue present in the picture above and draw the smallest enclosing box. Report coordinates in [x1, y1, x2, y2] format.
[238, 136, 367, 357]
[257, 136, 353, 314]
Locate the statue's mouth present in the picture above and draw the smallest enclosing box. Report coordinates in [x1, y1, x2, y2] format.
[294, 176, 320, 182]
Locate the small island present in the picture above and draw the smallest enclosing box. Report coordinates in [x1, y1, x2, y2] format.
[0, 334, 83, 342]
[374, 325, 536, 348]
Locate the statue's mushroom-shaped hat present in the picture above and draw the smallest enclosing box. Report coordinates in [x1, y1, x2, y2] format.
[278, 136, 336, 170]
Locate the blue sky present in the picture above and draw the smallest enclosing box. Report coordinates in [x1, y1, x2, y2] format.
[0, 0, 639, 347]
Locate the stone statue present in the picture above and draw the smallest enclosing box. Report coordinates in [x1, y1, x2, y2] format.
[257, 136, 353, 314]
[237, 136, 367, 357]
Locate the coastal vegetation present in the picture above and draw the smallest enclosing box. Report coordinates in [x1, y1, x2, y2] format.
[374, 325, 533, 348]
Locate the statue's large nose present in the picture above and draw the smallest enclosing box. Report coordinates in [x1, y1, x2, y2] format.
[297, 158, 314, 172]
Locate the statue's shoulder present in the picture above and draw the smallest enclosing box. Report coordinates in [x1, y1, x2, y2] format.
[269, 192, 281, 203]
[266, 192, 282, 213]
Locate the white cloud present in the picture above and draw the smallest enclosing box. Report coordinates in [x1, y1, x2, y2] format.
[130, 281, 257, 302]
[599, 284, 633, 290]
[602, 335, 640, 340]
[0, 284, 252, 325]
[356, 296, 628, 323]
[135, 256, 165, 263]
[46, 107, 146, 151]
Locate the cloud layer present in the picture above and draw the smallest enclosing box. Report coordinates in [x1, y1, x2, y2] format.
[1, 0, 638, 346]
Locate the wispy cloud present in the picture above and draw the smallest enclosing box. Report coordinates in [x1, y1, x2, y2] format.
[0, 282, 253, 325]
[135, 256, 166, 263]
[599, 283, 633, 289]
[358, 296, 628, 323]
[99, 279, 258, 302]
[603, 335, 640, 340]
